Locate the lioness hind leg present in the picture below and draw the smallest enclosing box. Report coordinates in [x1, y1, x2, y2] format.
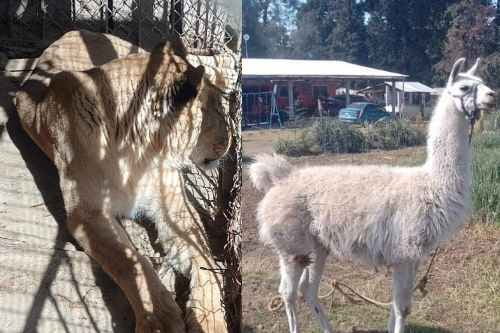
[66, 206, 185, 333]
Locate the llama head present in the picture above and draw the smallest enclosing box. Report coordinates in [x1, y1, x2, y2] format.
[446, 58, 496, 119]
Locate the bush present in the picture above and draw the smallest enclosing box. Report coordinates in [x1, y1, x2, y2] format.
[273, 132, 316, 157]
[273, 119, 427, 157]
[365, 120, 426, 150]
[310, 119, 368, 153]
[472, 131, 500, 224]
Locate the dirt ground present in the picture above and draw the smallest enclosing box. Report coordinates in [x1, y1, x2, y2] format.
[241, 129, 500, 333]
[243, 127, 306, 156]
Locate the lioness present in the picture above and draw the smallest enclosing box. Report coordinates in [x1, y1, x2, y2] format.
[16, 31, 234, 333]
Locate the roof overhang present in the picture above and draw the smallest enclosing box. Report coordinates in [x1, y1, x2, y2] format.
[243, 58, 408, 81]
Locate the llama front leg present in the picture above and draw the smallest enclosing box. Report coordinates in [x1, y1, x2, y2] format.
[279, 254, 304, 333]
[301, 244, 333, 333]
[388, 261, 418, 333]
[66, 206, 185, 333]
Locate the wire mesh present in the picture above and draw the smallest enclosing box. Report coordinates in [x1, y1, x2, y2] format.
[0, 0, 233, 56]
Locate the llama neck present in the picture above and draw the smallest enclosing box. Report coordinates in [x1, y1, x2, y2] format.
[424, 93, 472, 187]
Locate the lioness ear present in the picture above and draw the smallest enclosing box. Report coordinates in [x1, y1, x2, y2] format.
[186, 65, 205, 88]
[153, 35, 187, 58]
[168, 65, 204, 110]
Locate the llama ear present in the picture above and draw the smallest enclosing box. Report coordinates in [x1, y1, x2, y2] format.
[447, 58, 466, 88]
[466, 58, 481, 76]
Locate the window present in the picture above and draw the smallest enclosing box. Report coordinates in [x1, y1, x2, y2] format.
[278, 86, 288, 98]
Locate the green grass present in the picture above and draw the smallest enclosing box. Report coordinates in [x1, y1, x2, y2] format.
[472, 130, 500, 224]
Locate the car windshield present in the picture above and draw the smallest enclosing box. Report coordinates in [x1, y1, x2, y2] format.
[345, 103, 367, 110]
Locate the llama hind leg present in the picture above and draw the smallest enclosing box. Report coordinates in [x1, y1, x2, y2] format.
[302, 245, 333, 333]
[279, 254, 305, 333]
[388, 261, 418, 333]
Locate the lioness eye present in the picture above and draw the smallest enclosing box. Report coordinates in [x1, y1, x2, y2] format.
[460, 85, 469, 92]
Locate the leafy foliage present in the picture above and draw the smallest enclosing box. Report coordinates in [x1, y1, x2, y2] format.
[311, 119, 368, 153]
[244, 0, 500, 86]
[434, 0, 497, 85]
[364, 120, 426, 150]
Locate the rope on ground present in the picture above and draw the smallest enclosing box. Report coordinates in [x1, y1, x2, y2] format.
[267, 295, 284, 312]
[266, 248, 440, 312]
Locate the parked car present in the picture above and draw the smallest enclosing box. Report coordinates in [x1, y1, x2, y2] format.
[338, 102, 392, 124]
[319, 95, 369, 116]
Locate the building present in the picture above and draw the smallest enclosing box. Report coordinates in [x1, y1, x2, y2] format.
[242, 58, 407, 126]
[359, 81, 436, 119]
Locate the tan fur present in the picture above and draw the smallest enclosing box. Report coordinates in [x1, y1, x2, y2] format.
[16, 30, 233, 333]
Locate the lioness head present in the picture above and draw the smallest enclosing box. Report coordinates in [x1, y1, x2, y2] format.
[189, 71, 233, 169]
[150, 37, 233, 169]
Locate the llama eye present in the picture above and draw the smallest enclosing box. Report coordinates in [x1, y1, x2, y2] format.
[460, 86, 469, 92]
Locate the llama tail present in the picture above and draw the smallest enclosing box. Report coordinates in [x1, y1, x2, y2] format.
[249, 154, 292, 193]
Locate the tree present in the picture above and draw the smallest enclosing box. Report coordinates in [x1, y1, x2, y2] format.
[328, 0, 367, 64]
[290, 0, 335, 59]
[366, 0, 459, 83]
[291, 0, 366, 63]
[242, 0, 297, 58]
[434, 0, 496, 84]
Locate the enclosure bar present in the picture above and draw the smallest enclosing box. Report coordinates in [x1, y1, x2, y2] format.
[194, 0, 202, 48]
[204, 0, 210, 48]
[138, 0, 142, 48]
[210, 0, 217, 49]
[107, 0, 114, 31]
[41, 0, 46, 40]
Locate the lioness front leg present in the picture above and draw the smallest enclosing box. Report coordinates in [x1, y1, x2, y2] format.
[66, 205, 185, 333]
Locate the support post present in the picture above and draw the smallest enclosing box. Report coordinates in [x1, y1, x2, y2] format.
[288, 80, 294, 118]
[391, 80, 396, 114]
[385, 84, 389, 112]
[346, 79, 351, 105]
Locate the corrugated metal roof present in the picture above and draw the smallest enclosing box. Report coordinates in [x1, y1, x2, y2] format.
[243, 58, 408, 80]
[384, 81, 435, 93]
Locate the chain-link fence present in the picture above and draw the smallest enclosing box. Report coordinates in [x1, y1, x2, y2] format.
[0, 0, 236, 55]
[0, 0, 241, 331]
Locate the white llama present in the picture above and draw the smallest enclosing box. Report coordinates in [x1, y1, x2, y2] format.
[249, 58, 496, 333]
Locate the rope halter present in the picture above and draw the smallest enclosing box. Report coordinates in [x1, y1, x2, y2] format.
[446, 74, 484, 143]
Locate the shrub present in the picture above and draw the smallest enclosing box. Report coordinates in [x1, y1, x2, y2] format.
[273, 132, 316, 157]
[310, 119, 368, 153]
[272, 119, 426, 157]
[365, 120, 426, 150]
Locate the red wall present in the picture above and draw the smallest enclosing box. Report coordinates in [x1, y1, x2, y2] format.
[243, 79, 338, 111]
